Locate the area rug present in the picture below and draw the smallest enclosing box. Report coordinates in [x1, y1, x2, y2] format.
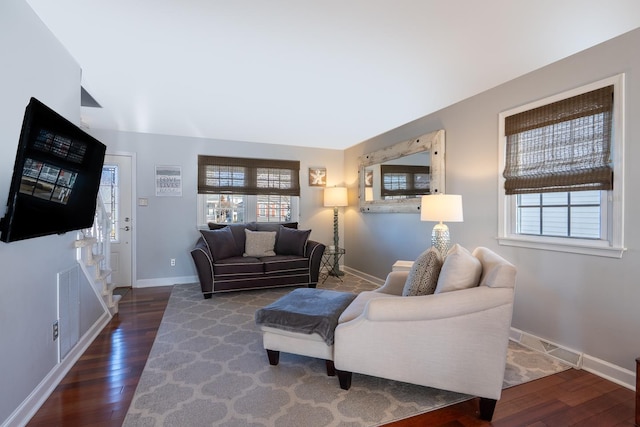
[123, 276, 569, 427]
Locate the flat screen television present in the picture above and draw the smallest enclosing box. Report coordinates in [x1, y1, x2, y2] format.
[0, 97, 106, 243]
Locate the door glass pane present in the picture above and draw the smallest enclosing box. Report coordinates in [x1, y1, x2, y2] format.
[100, 165, 119, 242]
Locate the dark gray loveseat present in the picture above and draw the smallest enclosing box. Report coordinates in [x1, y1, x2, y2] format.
[191, 222, 325, 298]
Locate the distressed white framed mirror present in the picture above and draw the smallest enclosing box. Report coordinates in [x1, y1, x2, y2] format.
[359, 129, 445, 213]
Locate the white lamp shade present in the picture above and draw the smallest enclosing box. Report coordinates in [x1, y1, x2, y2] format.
[420, 194, 463, 222]
[364, 187, 374, 201]
[324, 187, 348, 207]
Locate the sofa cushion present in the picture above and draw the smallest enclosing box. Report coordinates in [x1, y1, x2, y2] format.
[275, 226, 311, 256]
[262, 255, 309, 274]
[243, 229, 276, 257]
[209, 222, 298, 250]
[338, 291, 393, 323]
[472, 247, 517, 288]
[213, 256, 264, 277]
[402, 247, 443, 296]
[254, 222, 298, 234]
[200, 228, 239, 261]
[434, 244, 482, 293]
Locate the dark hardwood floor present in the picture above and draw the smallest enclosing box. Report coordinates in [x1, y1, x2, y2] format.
[27, 286, 636, 426]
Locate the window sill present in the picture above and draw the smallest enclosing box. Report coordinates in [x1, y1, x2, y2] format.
[497, 235, 625, 259]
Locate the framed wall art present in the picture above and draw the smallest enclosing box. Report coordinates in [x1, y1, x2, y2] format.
[155, 165, 182, 196]
[308, 167, 327, 187]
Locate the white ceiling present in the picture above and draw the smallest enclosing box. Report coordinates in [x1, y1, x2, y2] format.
[25, 0, 640, 150]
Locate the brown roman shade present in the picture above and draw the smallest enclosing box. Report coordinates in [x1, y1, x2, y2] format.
[503, 85, 614, 195]
[380, 165, 430, 197]
[198, 155, 300, 196]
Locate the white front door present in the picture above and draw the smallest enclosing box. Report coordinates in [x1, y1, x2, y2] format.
[101, 154, 133, 287]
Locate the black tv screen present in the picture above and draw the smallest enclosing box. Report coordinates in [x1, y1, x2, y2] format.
[0, 98, 106, 243]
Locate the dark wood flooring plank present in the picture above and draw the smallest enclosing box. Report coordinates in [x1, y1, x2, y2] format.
[26, 285, 636, 427]
[27, 286, 172, 427]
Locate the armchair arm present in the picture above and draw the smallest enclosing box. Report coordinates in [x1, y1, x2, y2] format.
[305, 240, 325, 285]
[375, 271, 408, 295]
[364, 286, 513, 322]
[190, 237, 214, 298]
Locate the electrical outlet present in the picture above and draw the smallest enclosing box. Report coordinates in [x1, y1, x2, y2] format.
[170, 258, 176, 267]
[52, 320, 59, 341]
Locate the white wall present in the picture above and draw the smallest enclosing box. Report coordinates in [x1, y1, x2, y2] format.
[344, 28, 640, 376]
[0, 0, 104, 424]
[88, 129, 345, 285]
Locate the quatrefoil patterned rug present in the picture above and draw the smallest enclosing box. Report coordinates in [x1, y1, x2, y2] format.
[123, 276, 569, 427]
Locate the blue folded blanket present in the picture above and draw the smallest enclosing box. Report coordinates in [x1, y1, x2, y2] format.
[255, 288, 356, 345]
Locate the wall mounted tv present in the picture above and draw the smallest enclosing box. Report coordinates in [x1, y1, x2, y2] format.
[0, 97, 106, 243]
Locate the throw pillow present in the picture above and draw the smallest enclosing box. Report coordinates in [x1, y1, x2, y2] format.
[275, 226, 311, 256]
[200, 227, 239, 261]
[402, 247, 443, 296]
[434, 244, 482, 293]
[243, 229, 277, 257]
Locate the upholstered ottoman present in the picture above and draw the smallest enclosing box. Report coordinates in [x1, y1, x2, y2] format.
[255, 288, 356, 376]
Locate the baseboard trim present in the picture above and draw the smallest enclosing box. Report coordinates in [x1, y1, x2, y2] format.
[582, 353, 636, 391]
[510, 327, 635, 391]
[342, 266, 385, 286]
[2, 312, 111, 427]
[136, 275, 197, 288]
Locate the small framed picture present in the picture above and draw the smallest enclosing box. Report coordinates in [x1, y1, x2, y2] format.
[155, 165, 182, 196]
[365, 170, 373, 187]
[308, 167, 326, 187]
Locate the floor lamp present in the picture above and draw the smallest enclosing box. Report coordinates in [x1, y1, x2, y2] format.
[420, 194, 463, 258]
[324, 186, 348, 276]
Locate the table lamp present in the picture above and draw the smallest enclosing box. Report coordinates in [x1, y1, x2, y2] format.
[420, 194, 463, 257]
[323, 186, 348, 276]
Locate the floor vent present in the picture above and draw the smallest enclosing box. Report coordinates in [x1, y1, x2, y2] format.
[511, 329, 583, 368]
[58, 266, 81, 362]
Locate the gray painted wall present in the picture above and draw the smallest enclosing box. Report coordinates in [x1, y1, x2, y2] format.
[0, 0, 104, 423]
[88, 129, 346, 284]
[3, 1, 638, 423]
[344, 28, 640, 373]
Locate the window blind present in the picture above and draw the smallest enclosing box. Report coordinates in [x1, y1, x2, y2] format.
[198, 155, 300, 196]
[380, 165, 430, 197]
[503, 85, 613, 195]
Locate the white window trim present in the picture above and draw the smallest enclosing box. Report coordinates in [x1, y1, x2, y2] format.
[497, 74, 626, 258]
[196, 194, 299, 229]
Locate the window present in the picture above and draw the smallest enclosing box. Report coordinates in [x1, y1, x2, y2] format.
[498, 75, 625, 258]
[197, 156, 300, 226]
[100, 164, 119, 241]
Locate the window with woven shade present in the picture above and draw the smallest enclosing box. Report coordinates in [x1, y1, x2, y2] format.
[197, 156, 300, 226]
[198, 155, 300, 196]
[503, 85, 613, 195]
[498, 75, 625, 258]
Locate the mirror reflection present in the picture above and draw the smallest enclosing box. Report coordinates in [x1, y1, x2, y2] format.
[359, 130, 445, 213]
[363, 151, 430, 202]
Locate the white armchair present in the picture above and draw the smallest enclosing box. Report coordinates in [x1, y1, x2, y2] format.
[333, 247, 516, 421]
